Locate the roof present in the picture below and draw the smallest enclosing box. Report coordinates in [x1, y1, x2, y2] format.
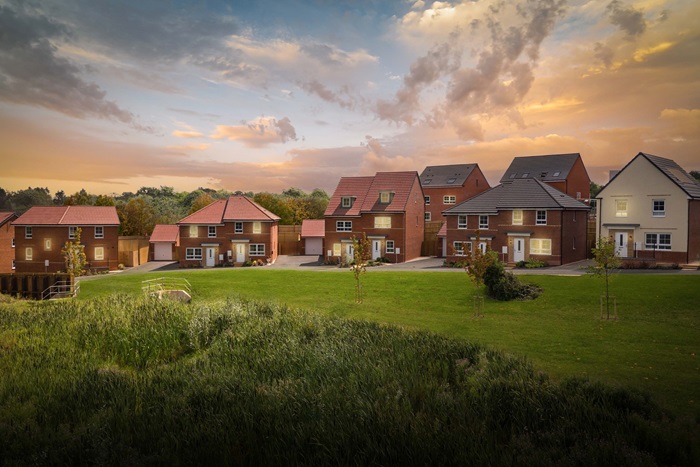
[600, 152, 700, 199]
[301, 219, 325, 238]
[325, 172, 421, 216]
[150, 224, 180, 243]
[500, 153, 581, 183]
[178, 196, 280, 225]
[437, 222, 447, 237]
[12, 206, 119, 226]
[324, 176, 374, 216]
[420, 164, 477, 188]
[0, 212, 16, 227]
[444, 178, 590, 215]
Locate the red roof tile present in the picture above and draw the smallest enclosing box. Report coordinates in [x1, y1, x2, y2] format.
[178, 200, 227, 225]
[0, 212, 17, 227]
[178, 196, 280, 225]
[324, 176, 374, 216]
[437, 222, 447, 237]
[150, 224, 180, 243]
[13, 206, 119, 226]
[301, 219, 325, 238]
[361, 172, 420, 212]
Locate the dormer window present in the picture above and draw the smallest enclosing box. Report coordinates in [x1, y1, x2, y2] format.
[446, 178, 456, 184]
[341, 197, 353, 208]
[379, 191, 392, 204]
[553, 171, 560, 177]
[540, 172, 547, 178]
[423, 179, 432, 185]
[521, 173, 529, 178]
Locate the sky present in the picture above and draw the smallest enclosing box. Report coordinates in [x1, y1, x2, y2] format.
[0, 0, 698, 196]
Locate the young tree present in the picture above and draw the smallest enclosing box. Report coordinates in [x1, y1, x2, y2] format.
[587, 236, 621, 320]
[350, 234, 371, 303]
[462, 231, 496, 291]
[62, 227, 87, 277]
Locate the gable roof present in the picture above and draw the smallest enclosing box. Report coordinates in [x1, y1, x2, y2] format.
[178, 196, 280, 225]
[361, 172, 421, 213]
[500, 153, 581, 183]
[324, 176, 374, 216]
[12, 206, 119, 226]
[150, 224, 180, 243]
[599, 152, 700, 199]
[301, 219, 325, 238]
[420, 164, 477, 188]
[0, 212, 17, 227]
[444, 178, 590, 215]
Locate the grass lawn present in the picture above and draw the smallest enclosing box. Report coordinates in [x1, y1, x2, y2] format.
[78, 268, 700, 418]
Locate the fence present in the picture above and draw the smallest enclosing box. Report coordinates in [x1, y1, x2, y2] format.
[118, 236, 150, 266]
[0, 273, 73, 300]
[422, 221, 444, 257]
[279, 225, 302, 255]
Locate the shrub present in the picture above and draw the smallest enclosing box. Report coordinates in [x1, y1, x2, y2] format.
[484, 262, 542, 301]
[516, 259, 548, 268]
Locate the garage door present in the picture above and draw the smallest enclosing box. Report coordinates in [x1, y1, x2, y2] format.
[305, 238, 323, 256]
[153, 243, 173, 261]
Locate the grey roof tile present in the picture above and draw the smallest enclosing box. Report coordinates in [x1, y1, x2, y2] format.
[420, 164, 477, 187]
[500, 153, 580, 183]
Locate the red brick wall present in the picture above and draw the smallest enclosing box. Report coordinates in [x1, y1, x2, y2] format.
[0, 219, 15, 273]
[423, 168, 490, 222]
[688, 200, 700, 263]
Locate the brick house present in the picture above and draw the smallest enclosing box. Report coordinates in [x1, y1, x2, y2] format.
[420, 164, 490, 222]
[500, 153, 591, 202]
[12, 206, 120, 273]
[300, 219, 325, 256]
[177, 196, 280, 267]
[150, 224, 180, 261]
[443, 178, 590, 266]
[0, 212, 18, 273]
[324, 171, 425, 263]
[596, 152, 700, 264]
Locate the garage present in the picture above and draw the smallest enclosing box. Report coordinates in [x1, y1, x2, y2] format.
[304, 237, 323, 256]
[153, 242, 173, 261]
[149, 225, 180, 261]
[301, 219, 325, 256]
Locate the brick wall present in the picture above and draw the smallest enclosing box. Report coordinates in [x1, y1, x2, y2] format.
[0, 219, 15, 273]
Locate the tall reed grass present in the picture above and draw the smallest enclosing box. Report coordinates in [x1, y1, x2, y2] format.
[0, 295, 697, 465]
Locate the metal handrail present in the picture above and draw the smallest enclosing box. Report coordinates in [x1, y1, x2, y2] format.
[141, 277, 192, 296]
[42, 281, 80, 300]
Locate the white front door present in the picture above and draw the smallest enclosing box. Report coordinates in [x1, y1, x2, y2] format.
[372, 240, 381, 260]
[236, 243, 246, 262]
[206, 248, 216, 267]
[345, 244, 354, 262]
[615, 232, 627, 257]
[513, 238, 525, 262]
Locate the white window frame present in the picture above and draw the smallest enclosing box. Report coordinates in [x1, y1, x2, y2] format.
[12, 238, 15, 248]
[94, 246, 104, 261]
[386, 240, 395, 254]
[374, 216, 391, 229]
[380, 191, 392, 204]
[424, 196, 430, 205]
[235, 222, 243, 234]
[250, 244, 265, 256]
[189, 225, 198, 237]
[186, 247, 202, 260]
[336, 221, 352, 232]
[94, 226, 104, 239]
[512, 210, 523, 226]
[252, 222, 262, 234]
[479, 215, 488, 229]
[530, 239, 552, 255]
[208, 226, 217, 238]
[457, 215, 467, 229]
[453, 241, 465, 256]
[25, 227, 32, 239]
[536, 210, 547, 225]
[332, 243, 342, 256]
[25, 247, 33, 261]
[44, 239, 51, 251]
[11, 260, 15, 270]
[652, 199, 665, 217]
[645, 233, 671, 250]
[615, 199, 628, 218]
[341, 197, 353, 208]
[424, 212, 431, 221]
[443, 195, 456, 205]
[69, 226, 77, 239]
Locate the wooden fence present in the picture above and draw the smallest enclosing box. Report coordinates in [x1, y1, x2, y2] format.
[118, 236, 150, 266]
[0, 273, 72, 300]
[279, 225, 302, 255]
[422, 221, 444, 257]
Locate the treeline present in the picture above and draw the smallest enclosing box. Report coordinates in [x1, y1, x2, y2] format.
[0, 186, 329, 236]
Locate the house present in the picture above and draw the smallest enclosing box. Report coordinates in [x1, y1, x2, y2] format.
[500, 153, 591, 202]
[150, 224, 180, 261]
[420, 164, 490, 222]
[596, 152, 700, 264]
[0, 212, 18, 273]
[324, 171, 425, 263]
[177, 196, 280, 267]
[12, 206, 120, 273]
[300, 219, 325, 256]
[443, 178, 590, 265]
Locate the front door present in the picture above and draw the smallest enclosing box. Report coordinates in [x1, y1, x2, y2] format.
[513, 238, 525, 262]
[372, 240, 381, 260]
[615, 232, 628, 257]
[236, 243, 246, 263]
[206, 248, 216, 267]
[345, 244, 354, 262]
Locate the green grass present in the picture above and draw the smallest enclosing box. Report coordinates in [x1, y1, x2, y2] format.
[77, 269, 700, 419]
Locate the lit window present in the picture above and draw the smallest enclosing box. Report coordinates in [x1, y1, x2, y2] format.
[26, 247, 33, 261]
[615, 199, 628, 217]
[374, 216, 391, 229]
[652, 200, 665, 217]
[250, 244, 265, 256]
[512, 210, 523, 226]
[645, 233, 671, 250]
[333, 243, 342, 256]
[336, 221, 352, 232]
[235, 222, 243, 233]
[208, 226, 217, 238]
[12, 238, 15, 248]
[341, 197, 353, 208]
[530, 239, 552, 255]
[386, 240, 395, 254]
[458, 215, 467, 229]
[94, 247, 104, 261]
[424, 196, 430, 205]
[12, 260, 15, 270]
[186, 248, 202, 260]
[25, 227, 32, 239]
[94, 226, 104, 239]
[69, 226, 77, 239]
[189, 225, 198, 237]
[424, 212, 431, 221]
[536, 210, 547, 225]
[443, 195, 456, 205]
[44, 239, 51, 251]
[380, 191, 392, 203]
[252, 222, 261, 234]
[479, 215, 488, 229]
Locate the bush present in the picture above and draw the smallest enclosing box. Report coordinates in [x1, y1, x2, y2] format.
[515, 259, 548, 268]
[484, 262, 542, 301]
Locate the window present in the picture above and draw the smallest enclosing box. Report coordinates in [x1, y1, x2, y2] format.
[374, 216, 391, 229]
[536, 210, 547, 225]
[423, 179, 431, 185]
[189, 225, 198, 237]
[386, 240, 395, 254]
[380, 191, 392, 204]
[540, 172, 547, 178]
[94, 247, 104, 261]
[94, 226, 104, 239]
[509, 173, 516, 179]
[652, 200, 665, 217]
[479, 215, 488, 229]
[615, 199, 628, 217]
[453, 241, 465, 256]
[186, 247, 202, 260]
[235, 222, 243, 234]
[208, 226, 217, 238]
[341, 197, 353, 208]
[44, 239, 51, 251]
[252, 222, 262, 234]
[69, 226, 77, 239]
[250, 244, 265, 256]
[25, 247, 33, 261]
[521, 173, 529, 178]
[576, 192, 581, 200]
[443, 195, 456, 205]
[336, 221, 352, 232]
[11, 260, 15, 270]
[553, 171, 560, 177]
[11, 238, 14, 248]
[333, 243, 341, 256]
[424, 212, 431, 221]
[424, 196, 430, 205]
[530, 239, 552, 255]
[458, 215, 467, 229]
[446, 178, 456, 184]
[512, 210, 523, 226]
[25, 227, 32, 239]
[645, 233, 671, 250]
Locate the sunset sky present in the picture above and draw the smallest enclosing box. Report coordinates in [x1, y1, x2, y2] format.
[1, 0, 698, 196]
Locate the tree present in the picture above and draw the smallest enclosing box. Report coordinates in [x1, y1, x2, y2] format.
[189, 193, 216, 214]
[10, 187, 52, 214]
[590, 181, 604, 198]
[94, 194, 116, 206]
[462, 231, 496, 291]
[117, 198, 158, 236]
[587, 236, 621, 320]
[350, 234, 371, 303]
[690, 171, 700, 182]
[64, 189, 93, 205]
[62, 227, 87, 277]
[53, 190, 65, 206]
[254, 192, 292, 224]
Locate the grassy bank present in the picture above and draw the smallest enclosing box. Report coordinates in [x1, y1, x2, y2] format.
[1, 295, 697, 465]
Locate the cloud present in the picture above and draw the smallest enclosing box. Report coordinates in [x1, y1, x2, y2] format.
[167, 143, 211, 152]
[172, 130, 204, 139]
[211, 116, 298, 148]
[299, 80, 357, 110]
[0, 4, 149, 130]
[607, 0, 646, 39]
